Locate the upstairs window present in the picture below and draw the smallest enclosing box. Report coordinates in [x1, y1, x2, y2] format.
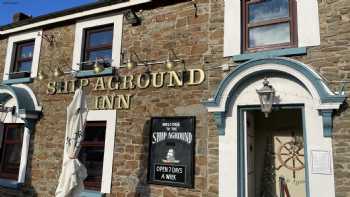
[78, 121, 106, 190]
[3, 30, 42, 82]
[72, 15, 123, 74]
[82, 25, 113, 70]
[242, 0, 297, 52]
[0, 124, 24, 180]
[12, 40, 35, 76]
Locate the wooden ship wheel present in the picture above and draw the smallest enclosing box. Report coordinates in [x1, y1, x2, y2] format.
[276, 139, 305, 174]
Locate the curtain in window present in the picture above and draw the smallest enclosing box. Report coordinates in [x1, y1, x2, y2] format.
[56, 88, 88, 197]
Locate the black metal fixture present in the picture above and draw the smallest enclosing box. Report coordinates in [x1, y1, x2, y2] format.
[37, 32, 56, 46]
[124, 49, 184, 71]
[0, 104, 16, 123]
[124, 9, 140, 25]
[192, 0, 198, 17]
[39, 50, 185, 80]
[256, 77, 275, 118]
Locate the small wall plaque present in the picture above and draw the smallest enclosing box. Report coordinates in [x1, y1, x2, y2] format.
[148, 116, 195, 188]
[311, 150, 332, 175]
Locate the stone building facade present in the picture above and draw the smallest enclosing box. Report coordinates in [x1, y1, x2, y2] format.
[0, 0, 348, 197]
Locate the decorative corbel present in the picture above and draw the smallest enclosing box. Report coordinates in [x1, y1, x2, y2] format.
[213, 112, 225, 135]
[320, 109, 333, 137]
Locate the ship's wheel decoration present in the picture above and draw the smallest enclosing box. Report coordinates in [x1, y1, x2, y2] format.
[276, 135, 304, 178]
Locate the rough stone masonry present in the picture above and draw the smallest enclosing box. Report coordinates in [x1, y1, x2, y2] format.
[0, 0, 349, 196]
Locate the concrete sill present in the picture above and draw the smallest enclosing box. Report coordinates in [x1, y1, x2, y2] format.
[80, 190, 104, 197]
[233, 47, 307, 62]
[76, 67, 114, 78]
[0, 178, 22, 189]
[2, 77, 33, 85]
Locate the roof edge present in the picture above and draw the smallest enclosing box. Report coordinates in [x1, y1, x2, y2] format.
[0, 0, 151, 35]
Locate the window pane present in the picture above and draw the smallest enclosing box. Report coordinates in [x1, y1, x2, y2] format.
[249, 23, 290, 48]
[78, 122, 106, 190]
[20, 44, 34, 58]
[84, 123, 106, 142]
[2, 144, 22, 169]
[17, 61, 32, 72]
[5, 126, 23, 141]
[79, 146, 104, 189]
[87, 50, 112, 62]
[0, 125, 23, 180]
[249, 0, 289, 23]
[88, 29, 113, 48]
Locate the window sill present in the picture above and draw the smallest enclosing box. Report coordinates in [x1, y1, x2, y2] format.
[2, 77, 33, 85]
[232, 47, 307, 62]
[76, 67, 114, 78]
[80, 190, 104, 197]
[0, 178, 22, 189]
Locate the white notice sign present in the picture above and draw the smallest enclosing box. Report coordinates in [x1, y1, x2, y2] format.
[311, 150, 332, 175]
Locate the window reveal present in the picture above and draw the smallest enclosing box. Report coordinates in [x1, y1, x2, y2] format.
[243, 0, 297, 52]
[78, 121, 106, 190]
[82, 25, 113, 70]
[12, 40, 35, 77]
[0, 124, 24, 180]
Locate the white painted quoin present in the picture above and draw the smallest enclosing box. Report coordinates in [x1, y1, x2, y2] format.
[203, 57, 345, 197]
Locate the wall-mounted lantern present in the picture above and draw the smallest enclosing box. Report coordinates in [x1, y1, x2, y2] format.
[256, 78, 275, 118]
[37, 50, 185, 81]
[0, 104, 16, 123]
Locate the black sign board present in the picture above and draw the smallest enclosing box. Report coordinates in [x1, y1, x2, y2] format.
[148, 116, 195, 188]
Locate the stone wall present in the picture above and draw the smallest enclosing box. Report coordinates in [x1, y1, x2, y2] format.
[0, 0, 349, 196]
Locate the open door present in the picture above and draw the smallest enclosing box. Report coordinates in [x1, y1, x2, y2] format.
[246, 112, 255, 197]
[245, 108, 306, 197]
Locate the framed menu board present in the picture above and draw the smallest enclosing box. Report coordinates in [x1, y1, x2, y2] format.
[148, 116, 195, 188]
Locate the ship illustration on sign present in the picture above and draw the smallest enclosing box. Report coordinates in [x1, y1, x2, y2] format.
[162, 149, 180, 163]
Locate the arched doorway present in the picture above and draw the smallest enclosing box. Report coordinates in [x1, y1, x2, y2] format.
[204, 58, 345, 197]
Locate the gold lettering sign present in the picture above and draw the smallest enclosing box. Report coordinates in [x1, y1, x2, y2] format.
[47, 69, 205, 110]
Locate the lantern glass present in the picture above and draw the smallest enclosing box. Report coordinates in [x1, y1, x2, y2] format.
[0, 111, 7, 123]
[256, 78, 275, 118]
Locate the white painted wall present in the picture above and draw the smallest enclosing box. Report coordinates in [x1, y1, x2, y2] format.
[296, 0, 321, 47]
[224, 0, 241, 57]
[219, 74, 335, 197]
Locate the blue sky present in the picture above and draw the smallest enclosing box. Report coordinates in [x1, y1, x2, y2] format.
[0, 0, 97, 26]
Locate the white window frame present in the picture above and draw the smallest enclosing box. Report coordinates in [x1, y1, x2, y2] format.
[72, 14, 123, 71]
[85, 110, 117, 194]
[223, 0, 321, 57]
[0, 84, 41, 186]
[3, 30, 42, 80]
[1, 113, 28, 185]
